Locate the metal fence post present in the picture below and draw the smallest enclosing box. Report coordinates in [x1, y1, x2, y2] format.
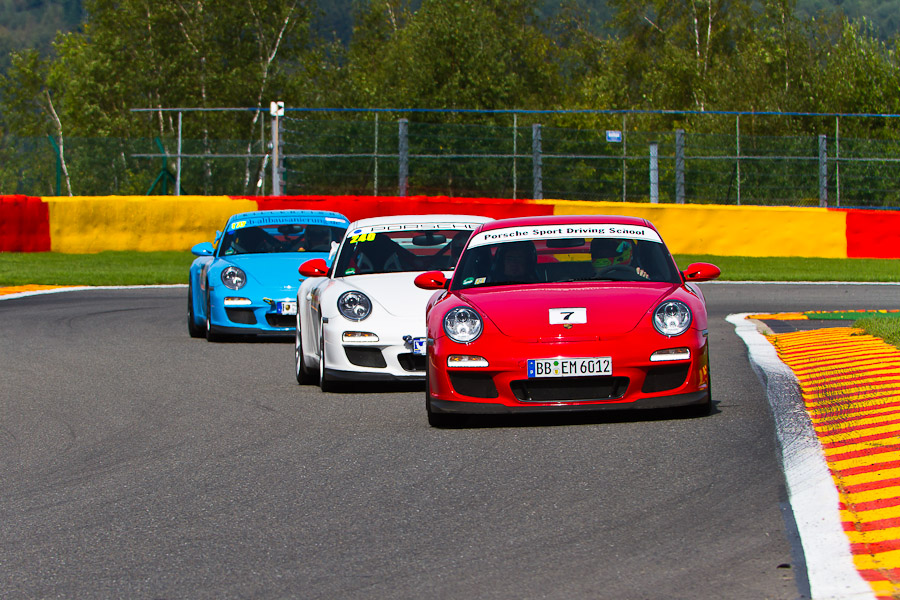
[47, 135, 61, 196]
[649, 142, 659, 204]
[819, 134, 828, 207]
[176, 111, 182, 196]
[532, 123, 543, 200]
[270, 101, 284, 196]
[675, 129, 685, 204]
[398, 118, 409, 197]
[621, 114, 627, 202]
[373, 113, 379, 196]
[835, 117, 841, 207]
[512, 114, 517, 200]
[735, 115, 741, 205]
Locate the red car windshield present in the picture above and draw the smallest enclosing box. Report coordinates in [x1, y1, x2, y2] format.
[451, 236, 681, 290]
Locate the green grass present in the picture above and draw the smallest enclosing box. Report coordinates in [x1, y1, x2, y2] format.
[0, 251, 898, 286]
[856, 316, 900, 348]
[677, 255, 900, 282]
[0, 251, 195, 286]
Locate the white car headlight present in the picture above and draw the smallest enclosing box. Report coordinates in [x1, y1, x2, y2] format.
[221, 266, 246, 290]
[653, 300, 692, 337]
[338, 291, 372, 321]
[443, 307, 483, 343]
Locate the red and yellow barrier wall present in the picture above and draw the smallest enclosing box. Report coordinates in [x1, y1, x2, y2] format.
[2, 194, 899, 258]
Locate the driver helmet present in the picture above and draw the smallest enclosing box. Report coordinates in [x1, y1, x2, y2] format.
[305, 225, 332, 251]
[590, 238, 634, 270]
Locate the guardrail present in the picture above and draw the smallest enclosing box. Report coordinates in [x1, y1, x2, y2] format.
[3, 193, 899, 259]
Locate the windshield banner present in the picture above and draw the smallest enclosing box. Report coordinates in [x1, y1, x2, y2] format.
[468, 224, 662, 248]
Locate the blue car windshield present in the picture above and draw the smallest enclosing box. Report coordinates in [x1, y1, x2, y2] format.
[218, 223, 345, 256]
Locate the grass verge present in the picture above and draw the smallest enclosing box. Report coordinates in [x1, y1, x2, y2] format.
[856, 316, 900, 348]
[0, 251, 898, 286]
[678, 255, 900, 282]
[0, 251, 194, 286]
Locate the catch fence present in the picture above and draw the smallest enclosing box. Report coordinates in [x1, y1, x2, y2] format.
[3, 107, 900, 207]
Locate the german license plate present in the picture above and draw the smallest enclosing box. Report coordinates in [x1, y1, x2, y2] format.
[276, 301, 297, 315]
[412, 337, 427, 355]
[527, 357, 612, 378]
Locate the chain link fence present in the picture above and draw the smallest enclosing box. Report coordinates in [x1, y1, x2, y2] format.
[3, 108, 900, 207]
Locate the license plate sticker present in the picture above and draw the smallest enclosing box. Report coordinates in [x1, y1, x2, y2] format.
[527, 357, 612, 378]
[412, 337, 427, 356]
[276, 301, 297, 315]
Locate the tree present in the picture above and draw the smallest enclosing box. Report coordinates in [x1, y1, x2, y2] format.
[0, 49, 74, 195]
[341, 0, 563, 114]
[1, 0, 332, 194]
[602, 0, 755, 112]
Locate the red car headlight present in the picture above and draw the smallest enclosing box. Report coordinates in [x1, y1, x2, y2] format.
[443, 307, 483, 343]
[653, 300, 692, 337]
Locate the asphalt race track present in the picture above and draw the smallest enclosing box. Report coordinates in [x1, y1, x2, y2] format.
[2, 283, 898, 599]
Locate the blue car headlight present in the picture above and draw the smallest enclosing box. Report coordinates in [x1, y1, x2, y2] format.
[443, 307, 483, 343]
[653, 300, 692, 337]
[338, 291, 372, 321]
[221, 266, 247, 290]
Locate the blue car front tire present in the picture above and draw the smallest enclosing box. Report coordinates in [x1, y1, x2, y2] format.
[187, 281, 206, 338]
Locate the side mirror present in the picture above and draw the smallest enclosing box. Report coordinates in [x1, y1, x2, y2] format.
[191, 242, 214, 257]
[299, 258, 329, 278]
[414, 271, 449, 290]
[682, 262, 721, 282]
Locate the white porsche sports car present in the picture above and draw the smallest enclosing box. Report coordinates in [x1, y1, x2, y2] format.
[294, 214, 492, 391]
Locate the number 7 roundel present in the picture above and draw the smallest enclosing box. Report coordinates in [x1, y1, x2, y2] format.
[549, 307, 587, 324]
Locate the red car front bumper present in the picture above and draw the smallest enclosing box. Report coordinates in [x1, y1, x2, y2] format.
[427, 330, 710, 415]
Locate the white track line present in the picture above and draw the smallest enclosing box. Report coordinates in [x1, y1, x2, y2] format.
[0, 284, 186, 301]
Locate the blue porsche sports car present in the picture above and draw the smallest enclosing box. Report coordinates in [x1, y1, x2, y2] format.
[188, 209, 350, 341]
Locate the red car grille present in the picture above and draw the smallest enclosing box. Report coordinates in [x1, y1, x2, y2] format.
[510, 376, 629, 403]
[449, 372, 499, 398]
[641, 364, 690, 393]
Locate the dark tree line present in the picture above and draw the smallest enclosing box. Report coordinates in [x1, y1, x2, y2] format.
[1, 0, 899, 196]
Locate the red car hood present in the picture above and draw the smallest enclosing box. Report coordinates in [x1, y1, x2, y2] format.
[460, 283, 679, 338]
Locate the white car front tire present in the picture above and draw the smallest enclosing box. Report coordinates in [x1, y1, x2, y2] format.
[295, 318, 317, 385]
[318, 328, 335, 393]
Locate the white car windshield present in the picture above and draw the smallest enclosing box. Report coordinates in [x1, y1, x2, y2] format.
[334, 227, 474, 276]
[451, 236, 681, 289]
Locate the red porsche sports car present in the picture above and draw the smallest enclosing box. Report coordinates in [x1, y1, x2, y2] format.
[414, 214, 721, 426]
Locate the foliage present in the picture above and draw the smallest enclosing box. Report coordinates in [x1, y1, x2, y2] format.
[5, 0, 900, 198]
[0, 0, 83, 74]
[340, 0, 563, 115]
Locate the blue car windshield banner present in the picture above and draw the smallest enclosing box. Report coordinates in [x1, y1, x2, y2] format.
[228, 215, 347, 230]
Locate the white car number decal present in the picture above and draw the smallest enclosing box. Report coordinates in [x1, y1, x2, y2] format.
[549, 307, 586, 324]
